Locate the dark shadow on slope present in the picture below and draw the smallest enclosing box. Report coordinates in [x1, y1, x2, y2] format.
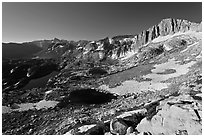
[57, 89, 117, 108]
[88, 67, 108, 76]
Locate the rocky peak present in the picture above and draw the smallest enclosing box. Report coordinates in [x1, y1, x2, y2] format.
[81, 18, 201, 62]
[113, 18, 201, 58]
[52, 38, 61, 43]
[134, 18, 201, 46]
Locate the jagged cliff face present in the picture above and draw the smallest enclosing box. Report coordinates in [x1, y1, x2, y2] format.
[81, 18, 201, 62]
[3, 18, 201, 66]
[37, 18, 199, 73]
[135, 18, 201, 44]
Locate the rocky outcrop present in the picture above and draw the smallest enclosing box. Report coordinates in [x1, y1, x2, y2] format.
[2, 59, 59, 92]
[3, 19, 201, 71]
[139, 18, 202, 44]
[63, 71, 202, 135]
[136, 94, 202, 135]
[124, 18, 201, 52]
[80, 18, 201, 62]
[64, 91, 202, 135]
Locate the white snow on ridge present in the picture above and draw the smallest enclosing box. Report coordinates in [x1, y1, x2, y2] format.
[152, 31, 201, 43]
[120, 50, 136, 61]
[180, 42, 199, 53]
[96, 44, 104, 51]
[152, 32, 184, 43]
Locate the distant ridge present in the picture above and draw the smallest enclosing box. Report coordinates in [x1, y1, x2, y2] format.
[2, 18, 201, 60]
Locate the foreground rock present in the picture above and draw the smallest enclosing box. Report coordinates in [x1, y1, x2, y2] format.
[136, 94, 202, 135]
[64, 90, 201, 135]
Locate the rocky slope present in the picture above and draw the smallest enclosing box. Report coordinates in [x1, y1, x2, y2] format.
[2, 59, 59, 92]
[76, 18, 201, 61]
[2, 18, 202, 135]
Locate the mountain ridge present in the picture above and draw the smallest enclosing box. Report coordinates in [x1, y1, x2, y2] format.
[2, 18, 202, 135]
[2, 18, 202, 44]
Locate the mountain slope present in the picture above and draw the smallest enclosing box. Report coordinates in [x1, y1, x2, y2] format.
[80, 18, 201, 62]
[2, 18, 202, 135]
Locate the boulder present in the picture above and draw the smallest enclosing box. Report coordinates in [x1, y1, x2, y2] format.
[110, 118, 129, 135]
[64, 124, 106, 135]
[136, 94, 202, 135]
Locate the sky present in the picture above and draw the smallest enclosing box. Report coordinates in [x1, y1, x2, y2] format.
[2, 2, 202, 43]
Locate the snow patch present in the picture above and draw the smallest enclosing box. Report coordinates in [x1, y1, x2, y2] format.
[17, 103, 35, 111]
[163, 43, 172, 51]
[195, 93, 202, 98]
[14, 81, 21, 86]
[109, 38, 113, 44]
[2, 106, 12, 113]
[152, 32, 184, 43]
[96, 44, 104, 51]
[120, 50, 136, 61]
[99, 81, 169, 95]
[78, 124, 96, 133]
[152, 31, 201, 43]
[45, 90, 53, 94]
[2, 100, 59, 114]
[100, 58, 196, 96]
[77, 47, 83, 50]
[10, 69, 14, 73]
[144, 58, 196, 82]
[27, 72, 31, 77]
[180, 42, 199, 53]
[35, 100, 58, 110]
[83, 50, 89, 55]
